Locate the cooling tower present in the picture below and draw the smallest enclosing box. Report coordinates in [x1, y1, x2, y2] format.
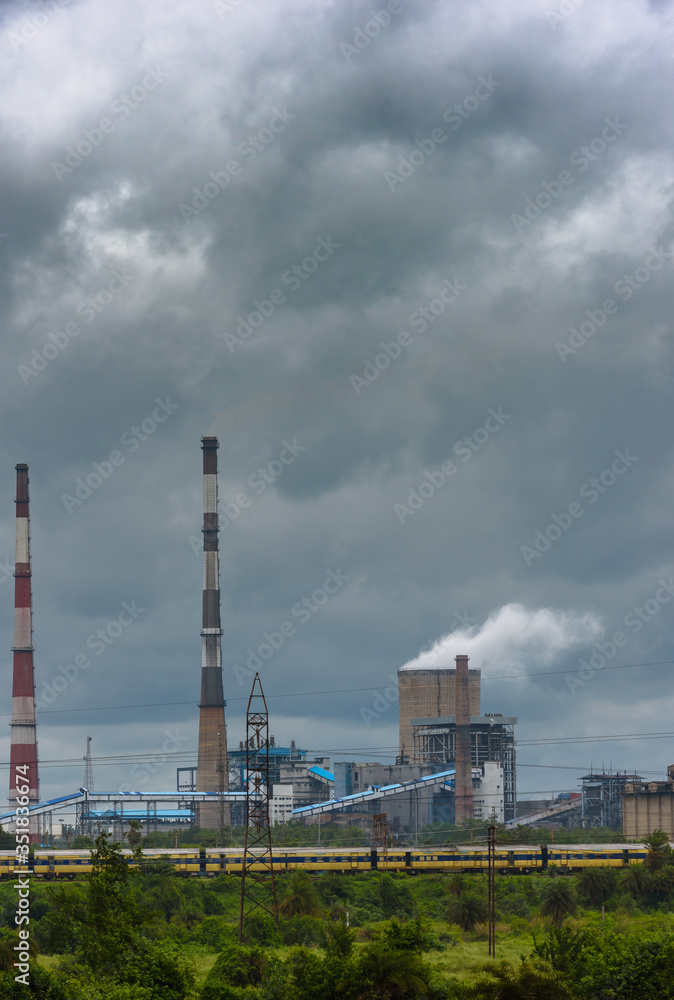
[397, 662, 481, 762]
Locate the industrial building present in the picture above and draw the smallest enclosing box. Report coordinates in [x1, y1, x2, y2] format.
[397, 653, 516, 822]
[332, 760, 504, 833]
[581, 771, 643, 829]
[411, 713, 517, 822]
[269, 786, 294, 825]
[623, 766, 674, 838]
[472, 762, 505, 823]
[179, 742, 333, 823]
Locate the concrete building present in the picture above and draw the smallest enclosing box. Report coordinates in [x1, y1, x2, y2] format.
[278, 758, 332, 808]
[412, 714, 517, 821]
[623, 766, 674, 838]
[397, 665, 481, 763]
[270, 785, 294, 825]
[473, 762, 504, 823]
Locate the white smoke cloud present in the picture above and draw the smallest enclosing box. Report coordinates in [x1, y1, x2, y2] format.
[400, 603, 603, 679]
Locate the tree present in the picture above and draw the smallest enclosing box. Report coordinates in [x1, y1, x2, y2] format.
[377, 873, 414, 918]
[447, 890, 488, 931]
[643, 829, 671, 872]
[279, 871, 322, 917]
[651, 864, 674, 901]
[126, 820, 142, 849]
[357, 943, 434, 1000]
[445, 873, 470, 896]
[79, 833, 143, 973]
[471, 958, 577, 999]
[0, 964, 68, 999]
[540, 879, 576, 926]
[0, 929, 38, 972]
[381, 918, 426, 952]
[0, 826, 15, 849]
[621, 863, 651, 898]
[532, 925, 590, 978]
[575, 865, 616, 906]
[71, 835, 94, 848]
[322, 913, 356, 958]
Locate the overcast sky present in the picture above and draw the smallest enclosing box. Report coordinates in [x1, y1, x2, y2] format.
[1, 0, 674, 818]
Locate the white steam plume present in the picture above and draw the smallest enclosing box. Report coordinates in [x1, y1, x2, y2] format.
[400, 603, 603, 679]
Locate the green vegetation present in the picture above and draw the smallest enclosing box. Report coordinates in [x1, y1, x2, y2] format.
[2, 830, 674, 997]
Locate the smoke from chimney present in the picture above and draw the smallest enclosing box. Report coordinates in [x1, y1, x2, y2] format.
[399, 603, 602, 677]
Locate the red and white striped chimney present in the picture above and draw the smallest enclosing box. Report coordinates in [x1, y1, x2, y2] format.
[9, 464, 39, 842]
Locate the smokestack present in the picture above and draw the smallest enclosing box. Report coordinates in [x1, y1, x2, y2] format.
[196, 438, 229, 828]
[9, 464, 39, 842]
[454, 654, 473, 824]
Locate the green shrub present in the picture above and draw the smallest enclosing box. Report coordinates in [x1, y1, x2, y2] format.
[120, 944, 195, 1000]
[279, 913, 324, 946]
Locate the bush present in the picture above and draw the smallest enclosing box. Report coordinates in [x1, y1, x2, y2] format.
[120, 944, 195, 1000]
[202, 942, 266, 990]
[280, 914, 324, 946]
[0, 965, 68, 999]
[190, 916, 238, 951]
[240, 910, 281, 946]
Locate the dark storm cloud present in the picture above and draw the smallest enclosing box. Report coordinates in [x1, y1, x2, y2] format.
[0, 0, 673, 803]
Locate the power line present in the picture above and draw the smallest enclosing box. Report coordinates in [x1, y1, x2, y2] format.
[7, 657, 673, 721]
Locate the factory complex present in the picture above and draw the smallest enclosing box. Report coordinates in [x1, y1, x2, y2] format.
[3, 442, 673, 845]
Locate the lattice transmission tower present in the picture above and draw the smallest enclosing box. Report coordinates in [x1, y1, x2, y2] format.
[239, 673, 278, 941]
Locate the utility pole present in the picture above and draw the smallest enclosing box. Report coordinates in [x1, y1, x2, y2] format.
[487, 823, 496, 958]
[216, 729, 227, 846]
[372, 813, 388, 869]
